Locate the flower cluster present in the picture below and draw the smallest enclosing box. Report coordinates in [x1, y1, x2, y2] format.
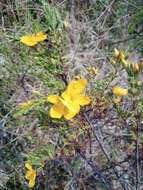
[114, 48, 143, 72]
[47, 79, 91, 120]
[25, 163, 36, 188]
[20, 31, 47, 46]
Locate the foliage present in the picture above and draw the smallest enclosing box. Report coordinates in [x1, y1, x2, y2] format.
[0, 0, 143, 190]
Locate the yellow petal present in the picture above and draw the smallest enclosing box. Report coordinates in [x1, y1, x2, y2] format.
[25, 171, 31, 180]
[112, 86, 128, 96]
[35, 31, 47, 42]
[47, 95, 59, 104]
[36, 31, 43, 36]
[20, 36, 37, 46]
[25, 163, 32, 170]
[63, 103, 80, 120]
[61, 90, 71, 101]
[20, 31, 47, 46]
[25, 170, 36, 180]
[25, 163, 36, 188]
[49, 102, 64, 119]
[30, 171, 36, 181]
[64, 110, 77, 120]
[60, 97, 80, 112]
[59, 98, 71, 109]
[67, 79, 88, 95]
[74, 94, 91, 106]
[28, 179, 36, 188]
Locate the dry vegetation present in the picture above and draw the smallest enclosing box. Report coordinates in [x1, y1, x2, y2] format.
[0, 0, 143, 189]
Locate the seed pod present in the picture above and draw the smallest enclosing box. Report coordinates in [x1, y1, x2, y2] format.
[114, 48, 125, 60]
[131, 63, 140, 72]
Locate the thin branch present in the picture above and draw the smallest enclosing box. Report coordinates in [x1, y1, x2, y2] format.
[83, 112, 127, 190]
[135, 115, 140, 190]
[78, 151, 113, 190]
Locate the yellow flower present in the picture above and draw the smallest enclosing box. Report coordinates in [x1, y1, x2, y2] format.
[20, 31, 47, 46]
[112, 86, 128, 96]
[20, 35, 37, 46]
[47, 95, 80, 120]
[25, 163, 36, 188]
[47, 79, 91, 120]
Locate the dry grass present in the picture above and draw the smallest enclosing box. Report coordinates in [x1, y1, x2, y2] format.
[0, 0, 143, 189]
